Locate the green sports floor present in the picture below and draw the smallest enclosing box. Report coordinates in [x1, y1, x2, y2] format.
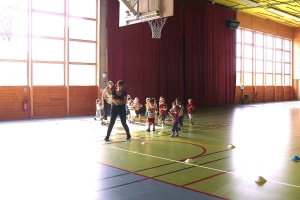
[1, 101, 300, 200]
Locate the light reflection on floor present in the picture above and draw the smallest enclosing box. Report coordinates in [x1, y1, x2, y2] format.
[0, 101, 300, 199]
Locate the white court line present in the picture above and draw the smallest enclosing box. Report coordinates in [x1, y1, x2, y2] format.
[102, 144, 300, 189]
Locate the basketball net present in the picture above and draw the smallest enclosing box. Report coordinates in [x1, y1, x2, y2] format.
[148, 18, 167, 39]
[0, 0, 23, 41]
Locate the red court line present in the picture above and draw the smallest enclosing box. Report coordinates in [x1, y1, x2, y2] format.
[287, 146, 300, 152]
[291, 136, 300, 140]
[99, 162, 229, 200]
[181, 168, 236, 187]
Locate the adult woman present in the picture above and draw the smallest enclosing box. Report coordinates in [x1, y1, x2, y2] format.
[102, 81, 114, 120]
[104, 80, 131, 141]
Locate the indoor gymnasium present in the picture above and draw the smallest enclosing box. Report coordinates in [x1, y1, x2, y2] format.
[0, 0, 300, 199]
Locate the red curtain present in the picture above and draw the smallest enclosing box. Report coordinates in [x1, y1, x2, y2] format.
[107, 0, 236, 108]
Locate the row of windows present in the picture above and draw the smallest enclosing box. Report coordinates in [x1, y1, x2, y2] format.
[12, 11, 96, 39]
[18, 0, 97, 18]
[0, 37, 95, 62]
[0, 63, 96, 86]
[0, 0, 99, 86]
[236, 28, 292, 86]
[238, 45, 291, 62]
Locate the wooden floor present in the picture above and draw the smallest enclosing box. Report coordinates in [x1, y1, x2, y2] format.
[1, 101, 300, 200]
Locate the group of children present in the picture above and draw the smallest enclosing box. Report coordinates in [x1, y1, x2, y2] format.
[126, 96, 196, 137]
[95, 95, 196, 137]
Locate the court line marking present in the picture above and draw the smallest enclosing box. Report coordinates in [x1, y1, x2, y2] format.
[99, 162, 229, 200]
[102, 145, 300, 189]
[98, 148, 230, 180]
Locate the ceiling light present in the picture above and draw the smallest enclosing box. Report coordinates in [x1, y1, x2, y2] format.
[239, 0, 260, 7]
[266, 8, 300, 22]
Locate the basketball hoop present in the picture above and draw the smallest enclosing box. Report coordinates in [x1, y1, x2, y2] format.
[0, 0, 23, 41]
[148, 18, 167, 39]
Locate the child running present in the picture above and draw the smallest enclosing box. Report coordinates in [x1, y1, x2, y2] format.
[169, 105, 179, 137]
[186, 98, 196, 125]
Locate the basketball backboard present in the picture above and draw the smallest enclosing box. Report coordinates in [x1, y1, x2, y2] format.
[118, 0, 174, 27]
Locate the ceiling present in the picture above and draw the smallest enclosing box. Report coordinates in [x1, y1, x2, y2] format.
[212, 0, 300, 27]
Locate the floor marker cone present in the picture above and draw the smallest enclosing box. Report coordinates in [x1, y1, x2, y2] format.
[141, 141, 148, 145]
[254, 176, 267, 183]
[185, 159, 195, 163]
[291, 156, 300, 161]
[228, 144, 236, 149]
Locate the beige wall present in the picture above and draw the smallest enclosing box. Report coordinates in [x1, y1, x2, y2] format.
[237, 11, 294, 39]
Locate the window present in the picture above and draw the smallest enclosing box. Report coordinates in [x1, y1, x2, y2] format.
[69, 41, 96, 63]
[256, 74, 263, 86]
[69, 18, 96, 41]
[32, 0, 64, 13]
[276, 38, 282, 49]
[236, 73, 240, 86]
[256, 60, 263, 73]
[244, 31, 253, 44]
[266, 61, 273, 73]
[33, 63, 64, 86]
[266, 36, 273, 48]
[0, 37, 27, 60]
[69, 0, 96, 18]
[244, 73, 252, 86]
[266, 49, 273, 60]
[32, 13, 64, 37]
[236, 44, 241, 57]
[0, 62, 27, 86]
[275, 75, 281, 86]
[266, 74, 273, 86]
[32, 38, 64, 61]
[244, 45, 253, 58]
[0, 0, 99, 86]
[69, 65, 96, 86]
[256, 47, 263, 60]
[256, 33, 263, 46]
[236, 29, 292, 87]
[12, 11, 28, 36]
[244, 59, 252, 72]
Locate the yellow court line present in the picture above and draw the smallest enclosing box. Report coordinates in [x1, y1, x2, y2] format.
[102, 144, 300, 189]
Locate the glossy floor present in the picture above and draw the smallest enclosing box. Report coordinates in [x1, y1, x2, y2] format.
[1, 101, 300, 200]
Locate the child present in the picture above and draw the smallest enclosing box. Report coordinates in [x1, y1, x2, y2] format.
[159, 98, 167, 126]
[145, 97, 150, 126]
[94, 99, 102, 120]
[129, 100, 136, 123]
[158, 96, 164, 121]
[169, 101, 176, 113]
[154, 98, 158, 125]
[145, 98, 150, 117]
[134, 97, 143, 122]
[169, 105, 179, 137]
[126, 95, 132, 122]
[186, 99, 196, 125]
[146, 98, 156, 132]
[176, 97, 184, 130]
